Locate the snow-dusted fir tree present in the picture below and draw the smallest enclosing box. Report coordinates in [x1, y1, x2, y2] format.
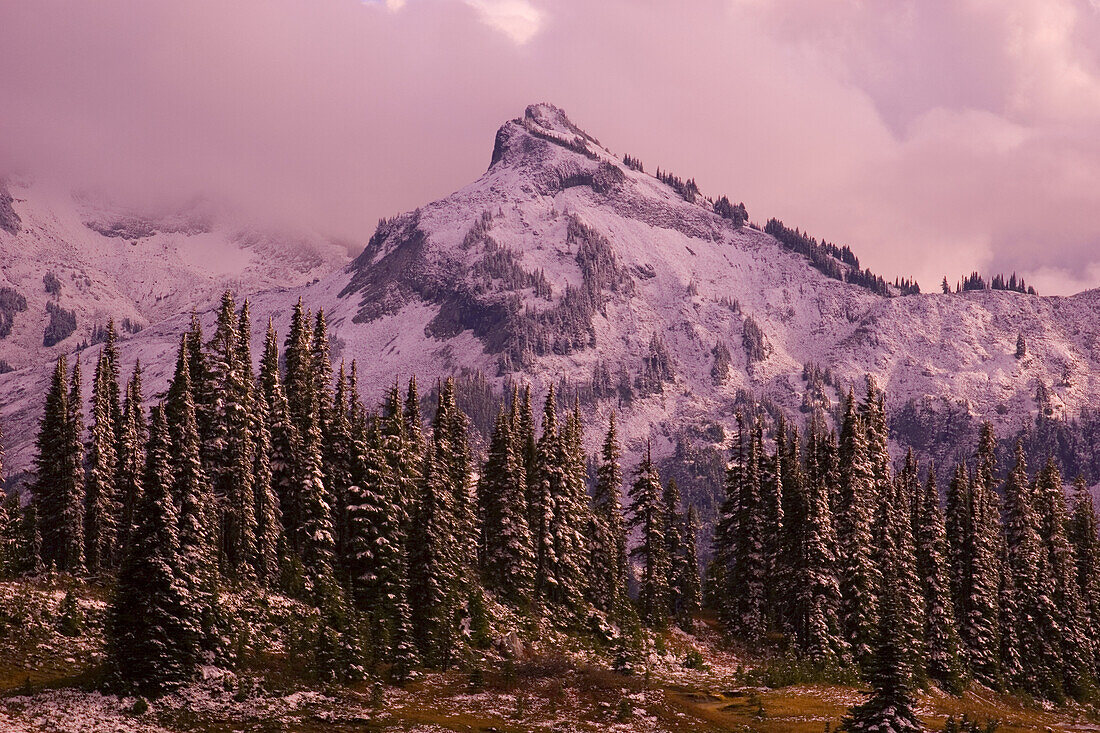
[662, 476, 685, 618]
[1068, 477, 1100, 678]
[550, 404, 590, 610]
[116, 362, 146, 551]
[327, 364, 356, 578]
[310, 308, 335, 431]
[479, 409, 535, 604]
[1035, 458, 1091, 698]
[207, 293, 257, 580]
[836, 391, 878, 667]
[34, 356, 85, 573]
[108, 406, 201, 695]
[790, 426, 847, 665]
[283, 298, 316, 442]
[629, 442, 669, 627]
[531, 386, 562, 604]
[346, 417, 404, 650]
[713, 412, 746, 628]
[83, 349, 119, 574]
[409, 441, 460, 667]
[165, 335, 220, 651]
[842, 495, 925, 733]
[589, 411, 629, 616]
[761, 416, 785, 626]
[251, 384, 281, 587]
[963, 424, 1003, 686]
[730, 415, 766, 639]
[677, 505, 703, 632]
[1002, 441, 1046, 692]
[914, 466, 963, 691]
[882, 463, 925, 685]
[259, 319, 302, 556]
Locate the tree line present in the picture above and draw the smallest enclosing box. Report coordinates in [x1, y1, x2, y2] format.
[0, 294, 702, 695]
[711, 377, 1100, 730]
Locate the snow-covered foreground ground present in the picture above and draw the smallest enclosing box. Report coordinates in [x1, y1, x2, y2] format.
[4, 579, 1100, 732]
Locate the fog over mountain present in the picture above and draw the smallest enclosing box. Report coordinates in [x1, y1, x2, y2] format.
[3, 0, 1100, 293]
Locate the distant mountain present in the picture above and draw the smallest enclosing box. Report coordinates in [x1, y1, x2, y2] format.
[4, 104, 1100, 519]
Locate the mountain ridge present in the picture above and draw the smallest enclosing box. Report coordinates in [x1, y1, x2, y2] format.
[3, 104, 1100, 512]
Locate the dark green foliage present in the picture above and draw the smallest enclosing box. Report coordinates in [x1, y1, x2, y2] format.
[0, 285, 27, 339]
[43, 301, 77, 346]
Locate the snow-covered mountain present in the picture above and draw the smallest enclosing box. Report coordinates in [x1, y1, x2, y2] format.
[4, 104, 1100, 501]
[0, 179, 349, 373]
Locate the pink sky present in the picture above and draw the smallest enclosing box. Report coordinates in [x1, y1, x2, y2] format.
[2, 0, 1100, 294]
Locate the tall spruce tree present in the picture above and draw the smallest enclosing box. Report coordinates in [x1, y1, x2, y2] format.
[790, 426, 847, 665]
[589, 412, 629, 616]
[107, 406, 201, 695]
[1068, 477, 1100, 679]
[479, 409, 535, 604]
[34, 356, 85, 573]
[629, 442, 669, 627]
[677, 505, 703, 632]
[836, 391, 878, 667]
[84, 350, 119, 574]
[531, 386, 562, 603]
[207, 292, 257, 580]
[963, 425, 1003, 686]
[842, 495, 924, 732]
[663, 477, 685, 619]
[408, 441, 460, 667]
[260, 319, 303, 556]
[915, 466, 963, 691]
[550, 403, 589, 610]
[1036, 458, 1090, 698]
[166, 334, 220, 657]
[730, 415, 766, 639]
[116, 363, 146, 551]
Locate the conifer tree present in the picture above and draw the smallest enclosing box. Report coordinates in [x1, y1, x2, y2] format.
[730, 415, 766, 639]
[531, 386, 562, 603]
[84, 350, 119, 574]
[251, 385, 281, 586]
[836, 391, 878, 666]
[107, 406, 201, 695]
[549, 403, 589, 609]
[310, 308, 334, 431]
[116, 363, 146, 550]
[327, 364, 356, 577]
[677, 505, 702, 632]
[186, 312, 213, 455]
[663, 477, 685, 618]
[207, 292, 257, 580]
[514, 385, 538, 493]
[915, 466, 963, 691]
[408, 441, 460, 667]
[1002, 442, 1045, 691]
[883, 465, 925, 685]
[842, 497, 924, 732]
[629, 442, 669, 627]
[34, 356, 85, 573]
[347, 418, 405, 646]
[1036, 458, 1090, 698]
[761, 417, 784, 625]
[963, 425, 1003, 686]
[1068, 477, 1100, 678]
[789, 427, 847, 665]
[479, 409, 535, 604]
[589, 412, 629, 616]
[284, 298, 316, 442]
[713, 412, 746, 629]
[260, 319, 303, 555]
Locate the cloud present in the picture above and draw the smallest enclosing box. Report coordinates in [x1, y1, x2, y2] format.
[1, 0, 1099, 293]
[464, 0, 542, 44]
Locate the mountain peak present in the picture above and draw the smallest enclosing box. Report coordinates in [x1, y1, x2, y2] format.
[490, 102, 608, 170]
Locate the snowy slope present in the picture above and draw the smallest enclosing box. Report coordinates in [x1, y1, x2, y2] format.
[4, 104, 1100, 488]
